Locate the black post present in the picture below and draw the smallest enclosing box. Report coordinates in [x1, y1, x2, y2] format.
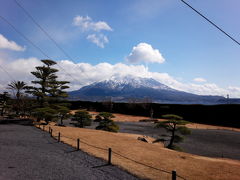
[172, 170, 176, 180]
[50, 129, 52, 137]
[49, 127, 51, 133]
[43, 125, 45, 131]
[77, 138, 80, 150]
[108, 148, 112, 165]
[58, 132, 60, 142]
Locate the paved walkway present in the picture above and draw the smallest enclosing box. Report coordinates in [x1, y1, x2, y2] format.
[0, 124, 139, 180]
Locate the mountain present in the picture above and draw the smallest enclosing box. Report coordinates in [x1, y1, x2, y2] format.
[68, 75, 225, 104]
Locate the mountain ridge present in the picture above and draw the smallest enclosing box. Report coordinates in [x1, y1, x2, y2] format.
[69, 75, 225, 104]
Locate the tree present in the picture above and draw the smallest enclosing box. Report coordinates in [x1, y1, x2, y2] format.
[32, 106, 58, 124]
[71, 110, 92, 127]
[154, 114, 191, 150]
[0, 92, 10, 116]
[96, 112, 115, 120]
[26, 59, 69, 124]
[8, 81, 27, 100]
[7, 81, 27, 115]
[54, 104, 71, 126]
[95, 112, 119, 132]
[26, 59, 69, 104]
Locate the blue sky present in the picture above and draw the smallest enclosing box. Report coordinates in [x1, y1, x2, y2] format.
[0, 0, 240, 97]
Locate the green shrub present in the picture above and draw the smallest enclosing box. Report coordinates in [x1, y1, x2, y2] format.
[95, 112, 119, 132]
[71, 110, 92, 128]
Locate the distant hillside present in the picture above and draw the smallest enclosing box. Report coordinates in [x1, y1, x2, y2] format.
[69, 75, 225, 104]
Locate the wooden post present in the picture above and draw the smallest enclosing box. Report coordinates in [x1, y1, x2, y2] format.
[77, 138, 80, 150]
[49, 127, 51, 133]
[58, 132, 60, 142]
[43, 125, 45, 131]
[50, 129, 52, 137]
[108, 148, 112, 165]
[172, 170, 176, 180]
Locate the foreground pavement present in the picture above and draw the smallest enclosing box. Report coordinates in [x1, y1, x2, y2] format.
[0, 124, 139, 180]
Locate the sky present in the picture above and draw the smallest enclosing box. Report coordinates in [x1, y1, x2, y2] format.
[0, 0, 240, 97]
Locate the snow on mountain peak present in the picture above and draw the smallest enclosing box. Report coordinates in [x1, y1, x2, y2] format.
[98, 74, 173, 90]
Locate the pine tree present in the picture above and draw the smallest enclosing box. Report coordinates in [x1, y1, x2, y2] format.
[95, 112, 119, 132]
[26, 59, 69, 124]
[26, 59, 69, 103]
[71, 110, 92, 127]
[0, 92, 10, 116]
[154, 114, 191, 150]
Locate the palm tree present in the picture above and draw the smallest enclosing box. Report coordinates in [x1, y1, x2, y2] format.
[8, 81, 27, 100]
[8, 81, 27, 115]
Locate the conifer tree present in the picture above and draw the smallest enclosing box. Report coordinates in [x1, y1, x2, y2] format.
[95, 112, 119, 132]
[71, 110, 92, 127]
[154, 114, 191, 150]
[26, 59, 69, 124]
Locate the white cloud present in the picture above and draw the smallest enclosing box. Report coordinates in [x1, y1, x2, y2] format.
[0, 34, 25, 51]
[73, 15, 112, 48]
[1, 58, 240, 98]
[73, 16, 112, 32]
[0, 57, 41, 93]
[193, 77, 207, 83]
[53, 60, 240, 98]
[126, 43, 165, 64]
[86, 34, 108, 48]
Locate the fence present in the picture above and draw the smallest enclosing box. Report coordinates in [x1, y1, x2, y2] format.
[36, 124, 186, 180]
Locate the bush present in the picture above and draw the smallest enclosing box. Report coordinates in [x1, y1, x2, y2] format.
[96, 119, 119, 132]
[32, 107, 58, 124]
[95, 112, 119, 132]
[71, 110, 92, 128]
[94, 115, 102, 122]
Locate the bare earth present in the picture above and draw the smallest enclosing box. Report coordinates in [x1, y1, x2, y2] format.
[42, 121, 240, 180]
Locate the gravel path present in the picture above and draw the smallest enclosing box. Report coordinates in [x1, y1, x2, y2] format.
[0, 124, 139, 180]
[179, 129, 240, 159]
[114, 122, 240, 160]
[60, 119, 240, 160]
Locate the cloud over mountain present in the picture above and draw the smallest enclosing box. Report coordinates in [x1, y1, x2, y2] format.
[1, 57, 239, 97]
[126, 43, 165, 64]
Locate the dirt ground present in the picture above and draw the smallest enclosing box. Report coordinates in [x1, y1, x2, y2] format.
[40, 123, 240, 180]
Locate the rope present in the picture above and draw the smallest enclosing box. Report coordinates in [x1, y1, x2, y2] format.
[60, 134, 76, 141]
[112, 150, 171, 175]
[48, 129, 108, 151]
[80, 140, 108, 151]
[37, 126, 187, 179]
[112, 150, 187, 179]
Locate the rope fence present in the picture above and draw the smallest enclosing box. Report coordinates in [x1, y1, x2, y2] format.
[36, 124, 187, 180]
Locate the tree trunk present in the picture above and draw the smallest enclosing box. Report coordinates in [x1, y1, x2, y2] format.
[167, 124, 176, 149]
[1, 108, 4, 116]
[60, 116, 63, 125]
[16, 91, 20, 115]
